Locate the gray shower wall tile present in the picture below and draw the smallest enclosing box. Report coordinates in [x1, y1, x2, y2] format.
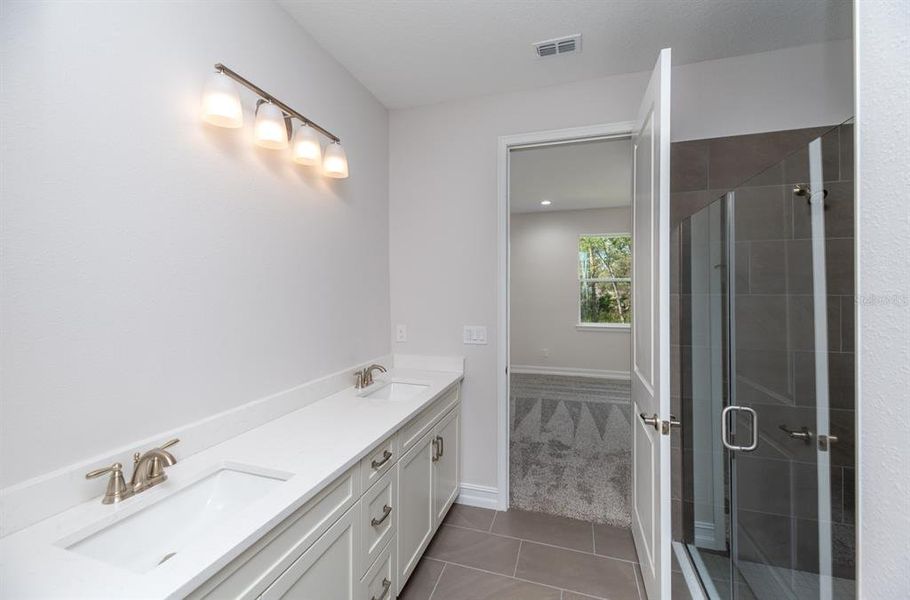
[735, 457, 845, 523]
[671, 190, 719, 227]
[732, 185, 792, 241]
[671, 139, 709, 192]
[734, 241, 750, 294]
[792, 350, 855, 411]
[791, 180, 855, 240]
[841, 296, 855, 352]
[786, 238, 855, 296]
[787, 295, 843, 352]
[775, 126, 840, 187]
[735, 295, 789, 351]
[748, 241, 788, 294]
[706, 127, 832, 190]
[839, 123, 854, 182]
[735, 348, 793, 406]
[829, 408, 856, 468]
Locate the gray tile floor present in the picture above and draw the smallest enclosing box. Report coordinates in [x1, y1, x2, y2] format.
[400, 505, 644, 600]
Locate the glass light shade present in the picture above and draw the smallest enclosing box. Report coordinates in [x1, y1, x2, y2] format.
[201, 72, 243, 128]
[253, 102, 289, 149]
[292, 125, 322, 166]
[323, 142, 349, 178]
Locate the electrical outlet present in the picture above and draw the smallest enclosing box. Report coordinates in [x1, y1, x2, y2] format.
[542, 348, 549, 359]
[463, 325, 487, 345]
[395, 324, 407, 343]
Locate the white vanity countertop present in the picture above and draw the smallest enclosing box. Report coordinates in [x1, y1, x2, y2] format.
[0, 367, 463, 599]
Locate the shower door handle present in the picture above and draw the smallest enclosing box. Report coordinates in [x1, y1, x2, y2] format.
[721, 406, 758, 452]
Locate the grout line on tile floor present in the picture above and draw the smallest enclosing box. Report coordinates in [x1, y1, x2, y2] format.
[488, 509, 497, 532]
[438, 523, 639, 564]
[513, 540, 522, 577]
[431, 559, 600, 598]
[633, 563, 643, 600]
[426, 561, 446, 600]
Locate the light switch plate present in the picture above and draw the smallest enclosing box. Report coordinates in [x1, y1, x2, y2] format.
[395, 324, 407, 343]
[463, 325, 487, 345]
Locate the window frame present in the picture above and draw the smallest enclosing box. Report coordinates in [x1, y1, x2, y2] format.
[577, 232, 632, 330]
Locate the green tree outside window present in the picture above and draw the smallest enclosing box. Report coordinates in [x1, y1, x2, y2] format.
[578, 234, 632, 325]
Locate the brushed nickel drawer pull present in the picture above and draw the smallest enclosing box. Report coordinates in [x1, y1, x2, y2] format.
[431, 438, 440, 462]
[437, 435, 444, 458]
[371, 577, 392, 600]
[371, 504, 393, 527]
[371, 449, 393, 469]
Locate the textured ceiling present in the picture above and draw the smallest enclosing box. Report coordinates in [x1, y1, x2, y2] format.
[278, 0, 852, 109]
[509, 137, 632, 214]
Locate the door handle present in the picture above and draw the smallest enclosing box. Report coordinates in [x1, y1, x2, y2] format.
[778, 424, 812, 445]
[431, 438, 440, 462]
[721, 406, 758, 452]
[436, 435, 444, 458]
[639, 413, 660, 431]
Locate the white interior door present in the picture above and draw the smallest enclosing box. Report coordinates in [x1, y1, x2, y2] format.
[630, 47, 672, 600]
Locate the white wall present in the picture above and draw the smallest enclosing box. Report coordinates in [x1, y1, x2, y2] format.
[855, 1, 910, 597]
[389, 41, 853, 490]
[0, 1, 390, 487]
[510, 208, 631, 375]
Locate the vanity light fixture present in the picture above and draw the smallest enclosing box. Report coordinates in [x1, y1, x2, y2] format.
[322, 142, 349, 179]
[254, 101, 289, 150]
[292, 124, 323, 166]
[200, 71, 244, 128]
[201, 63, 348, 178]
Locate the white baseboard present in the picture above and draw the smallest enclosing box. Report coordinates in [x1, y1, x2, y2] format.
[456, 483, 501, 510]
[510, 364, 631, 381]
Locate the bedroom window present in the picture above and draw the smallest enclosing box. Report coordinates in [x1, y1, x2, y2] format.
[578, 234, 632, 326]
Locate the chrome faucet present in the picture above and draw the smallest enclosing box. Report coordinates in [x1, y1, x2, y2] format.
[130, 438, 179, 493]
[354, 363, 387, 389]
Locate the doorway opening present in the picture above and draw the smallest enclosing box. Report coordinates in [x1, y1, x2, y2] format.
[503, 129, 634, 526]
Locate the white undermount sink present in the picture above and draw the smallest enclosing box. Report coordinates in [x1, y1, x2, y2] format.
[364, 381, 428, 401]
[65, 465, 287, 573]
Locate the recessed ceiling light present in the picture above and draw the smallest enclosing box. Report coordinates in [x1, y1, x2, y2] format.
[540, 200, 552, 206]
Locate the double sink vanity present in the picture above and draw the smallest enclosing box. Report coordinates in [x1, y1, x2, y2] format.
[0, 363, 463, 599]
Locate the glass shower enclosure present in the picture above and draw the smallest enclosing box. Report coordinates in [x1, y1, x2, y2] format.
[677, 121, 855, 600]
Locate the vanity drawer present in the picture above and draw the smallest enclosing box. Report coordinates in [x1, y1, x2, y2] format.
[360, 432, 399, 491]
[360, 537, 396, 600]
[398, 384, 459, 454]
[187, 466, 360, 600]
[360, 467, 397, 575]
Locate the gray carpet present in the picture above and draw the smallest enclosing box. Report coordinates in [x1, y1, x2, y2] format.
[509, 373, 632, 527]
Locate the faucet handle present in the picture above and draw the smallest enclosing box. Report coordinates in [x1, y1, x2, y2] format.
[85, 462, 133, 504]
[159, 438, 180, 451]
[86, 462, 124, 480]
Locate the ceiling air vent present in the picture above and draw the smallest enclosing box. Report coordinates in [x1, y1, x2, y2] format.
[534, 34, 582, 59]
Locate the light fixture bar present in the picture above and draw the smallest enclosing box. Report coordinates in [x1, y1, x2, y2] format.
[214, 63, 340, 143]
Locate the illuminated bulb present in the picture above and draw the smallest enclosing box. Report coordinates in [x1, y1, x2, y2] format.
[540, 200, 552, 206]
[200, 71, 243, 128]
[323, 142, 349, 179]
[253, 102, 288, 149]
[292, 125, 322, 166]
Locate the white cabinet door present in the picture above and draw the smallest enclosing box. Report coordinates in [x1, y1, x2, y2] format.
[261, 504, 361, 600]
[396, 432, 435, 592]
[433, 407, 460, 525]
[630, 47, 672, 600]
